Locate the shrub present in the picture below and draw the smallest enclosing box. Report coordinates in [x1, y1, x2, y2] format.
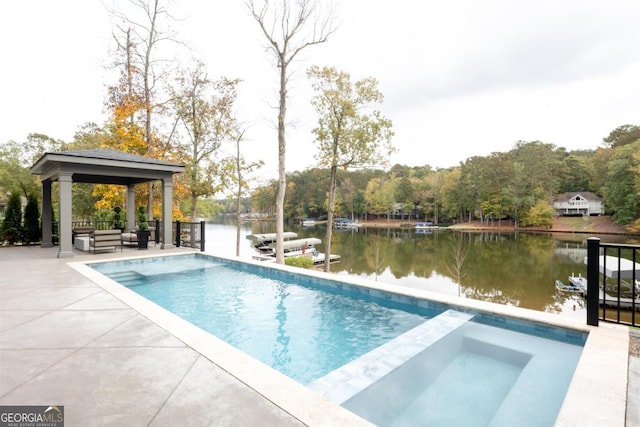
[137, 206, 149, 231]
[23, 192, 41, 244]
[2, 192, 23, 244]
[112, 206, 125, 229]
[520, 200, 554, 227]
[284, 256, 314, 269]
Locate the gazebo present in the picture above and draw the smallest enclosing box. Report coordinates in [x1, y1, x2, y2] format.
[30, 149, 185, 258]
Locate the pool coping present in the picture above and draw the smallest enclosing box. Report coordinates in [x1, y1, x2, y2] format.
[69, 251, 629, 426]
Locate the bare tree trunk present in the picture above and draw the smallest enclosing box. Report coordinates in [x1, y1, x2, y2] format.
[110, 0, 177, 223]
[247, 0, 334, 264]
[144, 2, 157, 222]
[275, 61, 287, 264]
[324, 164, 338, 272]
[235, 133, 243, 257]
[125, 29, 135, 125]
[190, 190, 197, 221]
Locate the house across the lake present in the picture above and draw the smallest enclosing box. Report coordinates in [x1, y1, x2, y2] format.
[553, 191, 603, 216]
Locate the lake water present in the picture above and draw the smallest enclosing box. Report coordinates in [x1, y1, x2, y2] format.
[204, 218, 636, 320]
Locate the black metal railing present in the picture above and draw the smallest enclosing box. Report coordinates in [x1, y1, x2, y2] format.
[52, 220, 117, 243]
[174, 220, 205, 251]
[71, 220, 116, 230]
[51, 219, 205, 252]
[586, 238, 640, 327]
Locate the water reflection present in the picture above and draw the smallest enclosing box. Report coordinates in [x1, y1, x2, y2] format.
[204, 218, 634, 319]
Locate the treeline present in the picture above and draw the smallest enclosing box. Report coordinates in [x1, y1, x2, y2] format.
[240, 125, 640, 230]
[1, 125, 639, 241]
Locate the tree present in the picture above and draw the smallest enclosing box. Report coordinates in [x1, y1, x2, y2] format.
[223, 128, 263, 256]
[308, 65, 393, 271]
[428, 169, 450, 224]
[23, 133, 66, 164]
[2, 192, 23, 244]
[251, 182, 278, 216]
[353, 190, 366, 219]
[439, 168, 463, 222]
[458, 156, 486, 222]
[285, 168, 329, 220]
[247, 0, 335, 264]
[394, 177, 414, 219]
[507, 141, 564, 226]
[339, 177, 357, 220]
[601, 141, 640, 224]
[109, 0, 179, 218]
[603, 124, 640, 148]
[169, 62, 240, 219]
[365, 178, 395, 219]
[510, 141, 564, 200]
[520, 199, 554, 227]
[105, 27, 147, 156]
[481, 195, 509, 226]
[558, 154, 592, 193]
[0, 140, 41, 198]
[23, 192, 41, 245]
[509, 162, 534, 227]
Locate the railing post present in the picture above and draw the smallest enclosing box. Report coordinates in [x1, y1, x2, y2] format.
[200, 221, 205, 252]
[175, 220, 181, 247]
[155, 219, 160, 244]
[586, 237, 600, 326]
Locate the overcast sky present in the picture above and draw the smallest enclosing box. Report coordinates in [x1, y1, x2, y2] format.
[2, 0, 639, 180]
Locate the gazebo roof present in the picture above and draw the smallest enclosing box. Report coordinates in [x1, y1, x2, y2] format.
[30, 149, 185, 185]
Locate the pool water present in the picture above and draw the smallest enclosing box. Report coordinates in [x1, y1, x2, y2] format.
[89, 254, 586, 426]
[90, 255, 433, 384]
[335, 320, 582, 426]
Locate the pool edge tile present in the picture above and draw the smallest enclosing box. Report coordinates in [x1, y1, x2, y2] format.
[555, 323, 628, 427]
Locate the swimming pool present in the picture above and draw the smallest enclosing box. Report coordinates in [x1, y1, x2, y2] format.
[90, 254, 434, 384]
[87, 253, 587, 426]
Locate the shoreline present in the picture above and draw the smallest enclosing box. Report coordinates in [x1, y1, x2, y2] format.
[357, 216, 640, 237]
[245, 215, 639, 237]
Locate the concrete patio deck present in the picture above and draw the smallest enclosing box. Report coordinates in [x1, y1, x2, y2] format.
[1, 244, 638, 426]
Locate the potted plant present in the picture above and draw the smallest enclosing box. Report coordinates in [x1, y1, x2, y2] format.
[136, 206, 150, 249]
[112, 206, 125, 232]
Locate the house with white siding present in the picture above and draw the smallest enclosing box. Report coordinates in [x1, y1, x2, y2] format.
[553, 192, 603, 216]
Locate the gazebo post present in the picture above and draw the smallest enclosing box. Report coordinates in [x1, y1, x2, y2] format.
[126, 184, 136, 230]
[57, 171, 73, 258]
[161, 178, 174, 249]
[41, 180, 53, 247]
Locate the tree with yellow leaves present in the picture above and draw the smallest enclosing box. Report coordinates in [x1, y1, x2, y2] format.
[169, 61, 241, 220]
[308, 65, 394, 272]
[96, 0, 186, 218]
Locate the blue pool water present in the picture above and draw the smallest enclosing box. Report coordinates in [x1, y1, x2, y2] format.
[333, 319, 583, 426]
[89, 254, 587, 426]
[90, 254, 434, 384]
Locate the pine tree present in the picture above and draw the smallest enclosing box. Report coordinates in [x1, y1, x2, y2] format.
[23, 192, 41, 244]
[2, 192, 23, 244]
